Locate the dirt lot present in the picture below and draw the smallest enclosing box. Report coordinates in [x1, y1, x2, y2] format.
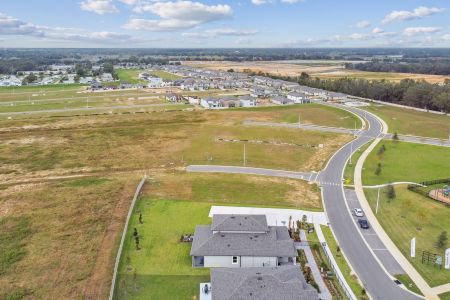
[184, 61, 450, 83]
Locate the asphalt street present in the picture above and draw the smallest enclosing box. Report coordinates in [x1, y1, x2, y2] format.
[319, 105, 421, 300]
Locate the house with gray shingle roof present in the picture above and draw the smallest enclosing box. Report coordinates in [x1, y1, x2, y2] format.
[190, 214, 297, 268]
[208, 266, 319, 300]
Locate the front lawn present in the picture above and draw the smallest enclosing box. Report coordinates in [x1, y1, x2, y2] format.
[362, 141, 450, 186]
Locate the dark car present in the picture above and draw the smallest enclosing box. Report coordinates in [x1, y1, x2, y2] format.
[358, 219, 370, 229]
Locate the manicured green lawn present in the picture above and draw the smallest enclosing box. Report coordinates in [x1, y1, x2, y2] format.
[394, 274, 422, 295]
[343, 141, 371, 185]
[115, 199, 211, 299]
[150, 70, 182, 81]
[365, 187, 450, 286]
[116, 69, 146, 84]
[440, 291, 450, 300]
[364, 105, 450, 139]
[320, 225, 366, 299]
[362, 141, 450, 186]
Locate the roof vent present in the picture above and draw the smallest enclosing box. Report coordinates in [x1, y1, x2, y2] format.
[257, 277, 263, 281]
[231, 216, 235, 219]
[221, 234, 225, 237]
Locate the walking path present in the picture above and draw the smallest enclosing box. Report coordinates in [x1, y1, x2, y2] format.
[297, 230, 332, 300]
[186, 165, 316, 181]
[352, 109, 438, 299]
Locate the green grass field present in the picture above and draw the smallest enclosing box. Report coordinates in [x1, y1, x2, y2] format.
[150, 70, 182, 81]
[146, 172, 322, 210]
[362, 141, 450, 287]
[343, 141, 371, 185]
[394, 274, 422, 295]
[365, 187, 450, 286]
[115, 199, 212, 300]
[440, 291, 450, 300]
[116, 69, 147, 84]
[364, 105, 450, 139]
[362, 141, 450, 186]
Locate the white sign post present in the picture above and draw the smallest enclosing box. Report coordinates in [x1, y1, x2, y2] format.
[445, 248, 450, 269]
[411, 238, 416, 258]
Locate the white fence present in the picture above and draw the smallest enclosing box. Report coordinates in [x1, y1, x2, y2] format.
[314, 224, 358, 300]
[108, 175, 147, 300]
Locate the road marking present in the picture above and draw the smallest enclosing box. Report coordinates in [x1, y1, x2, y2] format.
[372, 248, 388, 251]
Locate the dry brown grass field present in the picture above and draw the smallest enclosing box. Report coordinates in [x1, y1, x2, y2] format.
[184, 61, 450, 83]
[0, 105, 354, 299]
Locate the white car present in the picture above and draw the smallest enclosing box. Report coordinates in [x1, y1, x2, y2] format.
[353, 208, 364, 217]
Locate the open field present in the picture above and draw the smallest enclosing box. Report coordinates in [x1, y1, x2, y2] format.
[144, 171, 322, 210]
[0, 175, 140, 299]
[0, 103, 350, 299]
[184, 61, 450, 83]
[365, 186, 450, 287]
[440, 291, 450, 300]
[362, 141, 450, 287]
[362, 141, 450, 186]
[150, 70, 182, 81]
[116, 69, 146, 84]
[364, 104, 450, 139]
[235, 103, 362, 129]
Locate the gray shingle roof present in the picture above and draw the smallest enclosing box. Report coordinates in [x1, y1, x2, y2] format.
[190, 225, 297, 257]
[211, 266, 320, 300]
[211, 214, 268, 232]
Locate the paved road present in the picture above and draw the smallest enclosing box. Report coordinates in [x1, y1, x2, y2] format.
[319, 105, 420, 300]
[186, 165, 315, 181]
[244, 120, 450, 148]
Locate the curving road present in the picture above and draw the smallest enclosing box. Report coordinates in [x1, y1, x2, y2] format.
[320, 105, 421, 300]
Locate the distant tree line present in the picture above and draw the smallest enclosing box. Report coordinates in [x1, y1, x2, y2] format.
[249, 70, 450, 113]
[345, 60, 450, 76]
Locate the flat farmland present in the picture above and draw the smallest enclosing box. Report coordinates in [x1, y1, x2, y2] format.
[184, 61, 450, 83]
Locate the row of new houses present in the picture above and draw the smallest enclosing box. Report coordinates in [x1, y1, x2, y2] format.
[190, 214, 320, 300]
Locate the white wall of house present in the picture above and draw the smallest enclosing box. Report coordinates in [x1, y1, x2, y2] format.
[203, 256, 277, 268]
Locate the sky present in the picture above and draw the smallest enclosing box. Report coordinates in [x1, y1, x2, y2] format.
[0, 0, 449, 48]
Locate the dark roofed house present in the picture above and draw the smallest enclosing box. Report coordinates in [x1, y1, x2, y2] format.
[209, 266, 319, 300]
[190, 214, 297, 268]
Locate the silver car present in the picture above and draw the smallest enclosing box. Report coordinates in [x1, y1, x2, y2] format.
[353, 208, 364, 217]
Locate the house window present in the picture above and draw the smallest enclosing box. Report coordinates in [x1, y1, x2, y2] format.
[232, 256, 239, 264]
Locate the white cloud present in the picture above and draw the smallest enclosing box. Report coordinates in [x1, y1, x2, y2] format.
[382, 6, 445, 24]
[119, 0, 139, 4]
[403, 27, 441, 36]
[80, 0, 119, 14]
[124, 1, 232, 31]
[442, 34, 450, 41]
[372, 27, 384, 34]
[251, 0, 300, 4]
[0, 13, 141, 44]
[355, 20, 371, 28]
[183, 28, 258, 39]
[0, 13, 44, 36]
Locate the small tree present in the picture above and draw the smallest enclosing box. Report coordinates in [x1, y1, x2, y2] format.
[133, 227, 138, 237]
[377, 144, 386, 156]
[135, 235, 140, 250]
[139, 213, 143, 224]
[437, 231, 448, 249]
[374, 163, 382, 176]
[386, 184, 396, 200]
[392, 131, 399, 142]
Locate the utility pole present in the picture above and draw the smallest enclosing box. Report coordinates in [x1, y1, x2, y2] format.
[86, 96, 89, 109]
[298, 113, 301, 128]
[376, 187, 381, 214]
[354, 121, 357, 136]
[243, 143, 246, 167]
[349, 141, 353, 165]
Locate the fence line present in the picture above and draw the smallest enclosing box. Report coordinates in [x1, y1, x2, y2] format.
[108, 175, 147, 300]
[314, 224, 358, 300]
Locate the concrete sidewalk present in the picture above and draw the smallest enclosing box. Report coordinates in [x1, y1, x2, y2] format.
[353, 122, 437, 299]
